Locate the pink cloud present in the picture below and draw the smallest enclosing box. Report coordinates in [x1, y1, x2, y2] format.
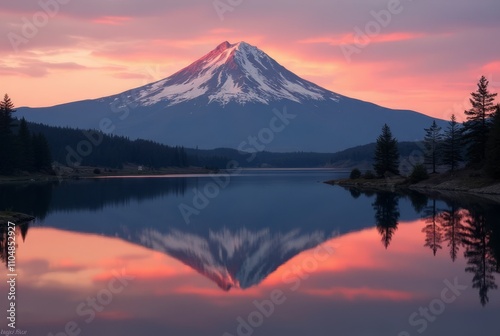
[304, 287, 415, 301]
[92, 16, 133, 25]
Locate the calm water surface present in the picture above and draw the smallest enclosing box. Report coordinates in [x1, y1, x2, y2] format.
[0, 169, 499, 336]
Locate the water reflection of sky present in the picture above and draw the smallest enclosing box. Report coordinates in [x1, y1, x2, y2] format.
[5, 219, 499, 336]
[0, 171, 499, 335]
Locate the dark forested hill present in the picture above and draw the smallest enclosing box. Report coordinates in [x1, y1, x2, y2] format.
[27, 122, 188, 169]
[26, 121, 422, 170]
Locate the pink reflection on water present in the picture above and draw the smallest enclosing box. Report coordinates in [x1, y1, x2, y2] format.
[4, 218, 491, 335]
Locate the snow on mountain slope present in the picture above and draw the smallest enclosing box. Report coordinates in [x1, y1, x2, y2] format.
[118, 41, 339, 107]
[17, 40, 447, 152]
[139, 227, 333, 290]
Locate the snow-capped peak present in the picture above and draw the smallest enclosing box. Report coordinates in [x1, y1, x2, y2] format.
[123, 41, 339, 107]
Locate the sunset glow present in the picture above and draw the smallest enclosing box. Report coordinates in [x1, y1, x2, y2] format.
[1, 1, 499, 121]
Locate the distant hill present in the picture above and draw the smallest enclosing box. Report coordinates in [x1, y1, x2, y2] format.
[27, 121, 423, 170]
[188, 142, 423, 169]
[27, 122, 188, 169]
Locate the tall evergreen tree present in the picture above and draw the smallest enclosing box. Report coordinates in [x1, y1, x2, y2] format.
[423, 120, 443, 173]
[0, 94, 17, 174]
[463, 76, 497, 167]
[373, 124, 400, 177]
[485, 105, 500, 179]
[33, 133, 52, 172]
[442, 114, 463, 172]
[17, 118, 34, 172]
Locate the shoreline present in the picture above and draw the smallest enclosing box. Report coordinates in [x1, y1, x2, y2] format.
[0, 212, 35, 226]
[325, 171, 500, 203]
[0, 166, 215, 185]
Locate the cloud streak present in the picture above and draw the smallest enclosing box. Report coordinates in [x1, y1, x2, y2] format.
[0, 0, 498, 119]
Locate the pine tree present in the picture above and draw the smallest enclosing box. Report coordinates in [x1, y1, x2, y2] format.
[442, 114, 463, 172]
[423, 120, 443, 173]
[463, 76, 498, 167]
[33, 133, 52, 172]
[17, 118, 34, 172]
[0, 94, 17, 174]
[485, 105, 500, 179]
[373, 124, 400, 177]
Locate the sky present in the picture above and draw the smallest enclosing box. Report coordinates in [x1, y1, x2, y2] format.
[1, 0, 499, 120]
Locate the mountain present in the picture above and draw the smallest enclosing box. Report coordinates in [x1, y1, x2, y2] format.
[127, 41, 340, 107]
[17, 41, 446, 152]
[139, 227, 335, 290]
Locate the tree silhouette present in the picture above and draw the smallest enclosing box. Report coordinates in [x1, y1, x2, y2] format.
[407, 191, 429, 214]
[485, 105, 500, 178]
[0, 94, 17, 174]
[373, 124, 400, 177]
[422, 199, 443, 256]
[462, 208, 498, 306]
[423, 121, 443, 173]
[442, 114, 463, 172]
[463, 76, 498, 167]
[17, 118, 35, 171]
[372, 192, 400, 249]
[439, 202, 465, 261]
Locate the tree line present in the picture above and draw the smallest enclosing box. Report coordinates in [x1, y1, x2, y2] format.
[370, 76, 500, 179]
[27, 122, 189, 169]
[0, 94, 190, 175]
[0, 94, 52, 175]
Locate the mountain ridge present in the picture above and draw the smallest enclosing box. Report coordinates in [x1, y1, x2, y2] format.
[104, 41, 340, 107]
[17, 41, 447, 152]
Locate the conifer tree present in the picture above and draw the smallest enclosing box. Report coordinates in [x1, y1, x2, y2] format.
[17, 118, 34, 171]
[463, 76, 497, 166]
[423, 120, 443, 173]
[442, 114, 463, 172]
[373, 124, 400, 177]
[0, 94, 17, 174]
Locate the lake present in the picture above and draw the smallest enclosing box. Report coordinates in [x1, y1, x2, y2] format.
[0, 169, 499, 336]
